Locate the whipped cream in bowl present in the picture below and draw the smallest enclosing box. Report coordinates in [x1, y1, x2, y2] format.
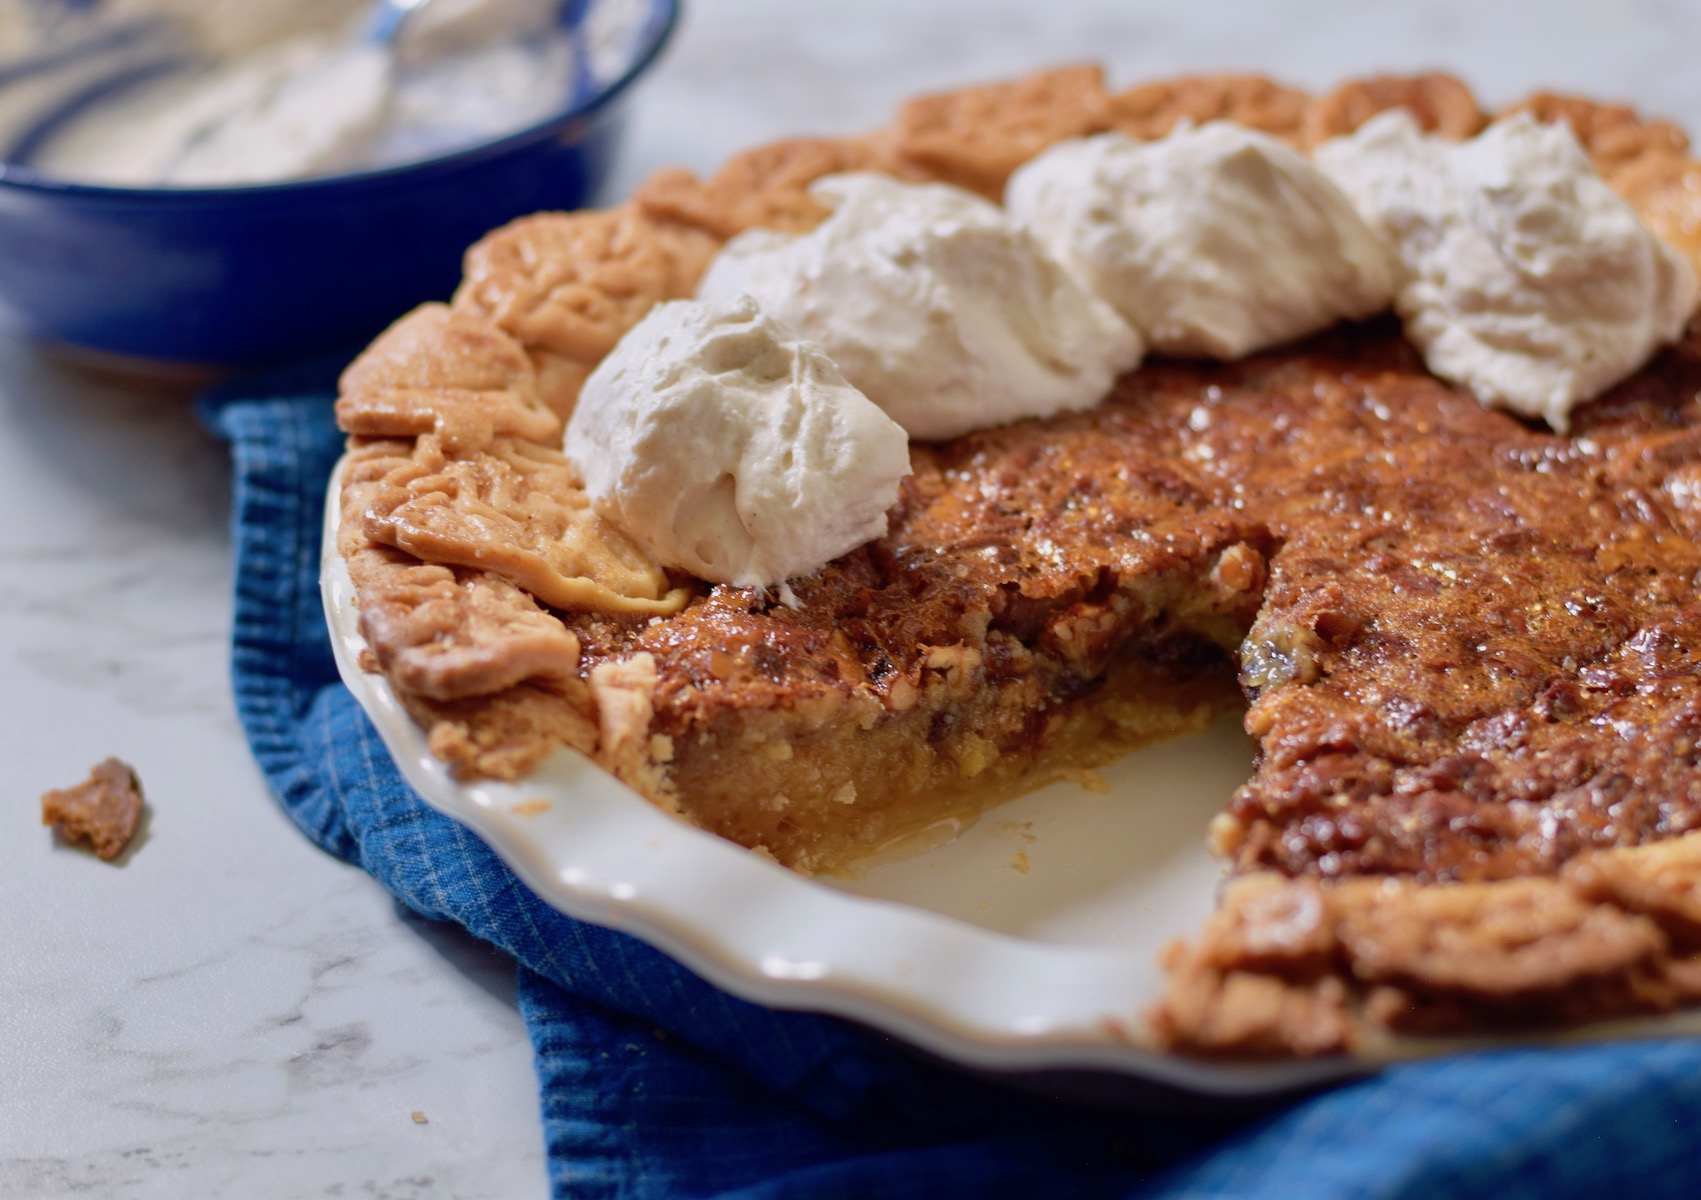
[1315, 110, 1699, 430]
[5, 0, 586, 186]
[0, 0, 678, 365]
[696, 172, 1144, 441]
[564, 296, 912, 595]
[1005, 124, 1399, 360]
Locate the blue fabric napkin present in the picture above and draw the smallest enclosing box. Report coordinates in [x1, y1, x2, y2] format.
[203, 375, 1701, 1200]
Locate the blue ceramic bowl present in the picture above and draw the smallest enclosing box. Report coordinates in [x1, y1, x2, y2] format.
[0, 0, 679, 367]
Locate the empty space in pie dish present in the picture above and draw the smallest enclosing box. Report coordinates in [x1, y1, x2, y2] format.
[828, 713, 1252, 952]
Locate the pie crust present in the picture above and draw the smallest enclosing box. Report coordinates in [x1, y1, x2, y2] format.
[332, 67, 1701, 1056]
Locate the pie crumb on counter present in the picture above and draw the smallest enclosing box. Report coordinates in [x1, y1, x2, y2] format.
[41, 758, 144, 862]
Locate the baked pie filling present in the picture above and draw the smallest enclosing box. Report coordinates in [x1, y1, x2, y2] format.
[333, 67, 1701, 1056]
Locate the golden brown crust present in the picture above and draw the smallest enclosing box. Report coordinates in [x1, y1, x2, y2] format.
[335, 305, 561, 454]
[634, 137, 884, 239]
[346, 542, 586, 702]
[337, 438, 594, 702]
[360, 435, 687, 616]
[1148, 874, 1354, 1055]
[1301, 71, 1486, 147]
[1337, 878, 1667, 1004]
[888, 64, 1113, 198]
[1152, 838, 1701, 1055]
[1106, 74, 1310, 144]
[336, 437, 419, 551]
[1186, 873, 1338, 971]
[452, 207, 719, 418]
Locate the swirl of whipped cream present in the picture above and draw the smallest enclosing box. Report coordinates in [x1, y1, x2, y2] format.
[695, 173, 1144, 441]
[1005, 123, 1398, 360]
[1315, 110, 1699, 430]
[564, 296, 911, 592]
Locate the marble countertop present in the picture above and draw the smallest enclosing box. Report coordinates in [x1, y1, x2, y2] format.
[4, 1, 1699, 1196]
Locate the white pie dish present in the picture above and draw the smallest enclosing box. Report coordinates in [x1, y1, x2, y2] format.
[320, 462, 1701, 1096]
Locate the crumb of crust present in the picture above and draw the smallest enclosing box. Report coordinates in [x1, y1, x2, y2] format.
[889, 63, 1113, 199]
[635, 137, 886, 240]
[1105, 74, 1311, 145]
[335, 304, 560, 454]
[1301, 72, 1485, 148]
[42, 758, 143, 862]
[360, 434, 687, 616]
[1061, 766, 1111, 794]
[410, 1111, 428, 1125]
[453, 207, 719, 420]
[1097, 1014, 1138, 1044]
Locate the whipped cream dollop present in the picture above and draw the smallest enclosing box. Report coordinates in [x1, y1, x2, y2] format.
[1005, 124, 1399, 359]
[696, 173, 1144, 441]
[563, 297, 911, 591]
[1315, 110, 1699, 430]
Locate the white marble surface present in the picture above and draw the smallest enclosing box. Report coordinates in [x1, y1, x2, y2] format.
[4, 1, 1701, 1196]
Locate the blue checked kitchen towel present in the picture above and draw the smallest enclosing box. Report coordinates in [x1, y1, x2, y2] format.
[203, 372, 1701, 1199]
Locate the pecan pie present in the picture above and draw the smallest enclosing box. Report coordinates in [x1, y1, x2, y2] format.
[332, 66, 1701, 1056]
